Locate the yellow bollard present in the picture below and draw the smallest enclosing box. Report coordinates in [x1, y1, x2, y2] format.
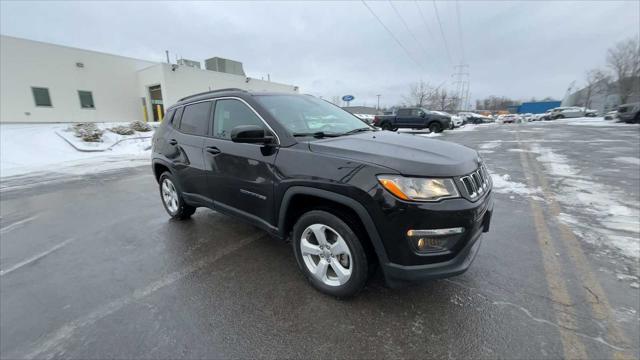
[156, 104, 163, 122]
[142, 105, 148, 122]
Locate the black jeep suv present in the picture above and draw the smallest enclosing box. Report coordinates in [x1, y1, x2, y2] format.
[152, 89, 494, 297]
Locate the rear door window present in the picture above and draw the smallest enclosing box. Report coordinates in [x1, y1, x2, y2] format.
[179, 102, 211, 136]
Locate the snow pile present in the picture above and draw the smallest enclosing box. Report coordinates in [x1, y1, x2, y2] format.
[490, 173, 541, 197]
[529, 144, 639, 259]
[0, 123, 155, 178]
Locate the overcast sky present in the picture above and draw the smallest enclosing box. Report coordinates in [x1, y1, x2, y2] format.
[1, 0, 638, 108]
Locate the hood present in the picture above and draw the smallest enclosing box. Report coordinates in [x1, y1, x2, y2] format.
[308, 131, 480, 177]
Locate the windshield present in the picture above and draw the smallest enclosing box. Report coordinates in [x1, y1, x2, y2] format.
[255, 95, 371, 136]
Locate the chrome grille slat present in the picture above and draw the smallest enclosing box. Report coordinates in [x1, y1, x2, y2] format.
[459, 164, 491, 200]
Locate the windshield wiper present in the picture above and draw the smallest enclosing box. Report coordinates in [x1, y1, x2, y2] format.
[292, 132, 340, 138]
[340, 127, 375, 136]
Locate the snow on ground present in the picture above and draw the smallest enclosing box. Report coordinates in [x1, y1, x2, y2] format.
[557, 117, 638, 127]
[528, 144, 640, 260]
[614, 157, 640, 166]
[0, 123, 154, 178]
[490, 173, 541, 198]
[454, 123, 497, 132]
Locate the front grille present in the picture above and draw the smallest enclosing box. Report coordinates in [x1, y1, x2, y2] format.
[459, 165, 491, 200]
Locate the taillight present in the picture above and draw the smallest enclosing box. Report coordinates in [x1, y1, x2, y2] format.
[373, 116, 380, 125]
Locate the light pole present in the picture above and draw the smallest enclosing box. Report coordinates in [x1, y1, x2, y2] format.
[376, 94, 381, 110]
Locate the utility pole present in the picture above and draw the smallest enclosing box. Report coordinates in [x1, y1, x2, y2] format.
[165, 50, 170, 64]
[452, 64, 470, 111]
[376, 94, 381, 110]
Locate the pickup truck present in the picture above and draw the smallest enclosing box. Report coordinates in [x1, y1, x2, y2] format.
[373, 107, 452, 133]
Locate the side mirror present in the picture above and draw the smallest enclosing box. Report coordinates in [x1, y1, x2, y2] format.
[230, 125, 275, 145]
[420, 112, 426, 118]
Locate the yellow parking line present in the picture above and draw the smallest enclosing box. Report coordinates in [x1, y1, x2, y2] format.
[524, 148, 633, 359]
[516, 143, 588, 360]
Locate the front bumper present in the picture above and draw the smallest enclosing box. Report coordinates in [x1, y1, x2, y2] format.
[618, 111, 637, 121]
[370, 189, 494, 287]
[382, 227, 485, 287]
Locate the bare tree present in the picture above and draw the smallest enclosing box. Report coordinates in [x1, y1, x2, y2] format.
[579, 69, 610, 108]
[428, 88, 457, 112]
[404, 80, 433, 107]
[606, 37, 640, 104]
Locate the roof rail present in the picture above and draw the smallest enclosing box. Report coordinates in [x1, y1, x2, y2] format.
[178, 88, 247, 102]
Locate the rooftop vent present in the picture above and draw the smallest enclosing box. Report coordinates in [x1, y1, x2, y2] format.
[204, 57, 245, 76]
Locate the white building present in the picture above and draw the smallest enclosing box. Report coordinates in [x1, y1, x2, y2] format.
[0, 35, 299, 123]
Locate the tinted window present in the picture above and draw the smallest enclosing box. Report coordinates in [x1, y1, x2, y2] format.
[179, 102, 211, 136]
[164, 109, 175, 125]
[172, 107, 184, 127]
[397, 109, 410, 116]
[213, 99, 264, 140]
[78, 91, 95, 109]
[32, 87, 52, 107]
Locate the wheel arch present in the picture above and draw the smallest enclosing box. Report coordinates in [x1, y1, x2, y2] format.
[278, 186, 389, 264]
[152, 159, 173, 183]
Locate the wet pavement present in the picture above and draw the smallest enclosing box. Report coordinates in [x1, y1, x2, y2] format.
[1, 120, 639, 359]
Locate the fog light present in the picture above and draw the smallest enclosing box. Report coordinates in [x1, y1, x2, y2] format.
[407, 228, 465, 253]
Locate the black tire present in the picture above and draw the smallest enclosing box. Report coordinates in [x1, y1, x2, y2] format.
[381, 122, 393, 131]
[428, 122, 443, 133]
[158, 172, 196, 220]
[292, 210, 369, 298]
[556, 114, 565, 119]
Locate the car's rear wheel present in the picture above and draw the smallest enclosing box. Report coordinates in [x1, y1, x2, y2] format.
[429, 122, 442, 133]
[381, 122, 396, 131]
[292, 210, 369, 298]
[159, 172, 196, 220]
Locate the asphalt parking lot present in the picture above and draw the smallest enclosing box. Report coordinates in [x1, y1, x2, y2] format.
[1, 120, 638, 359]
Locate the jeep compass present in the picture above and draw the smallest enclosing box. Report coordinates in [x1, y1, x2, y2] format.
[152, 89, 494, 297]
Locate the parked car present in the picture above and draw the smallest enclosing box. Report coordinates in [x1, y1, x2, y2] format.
[616, 102, 640, 123]
[551, 106, 598, 119]
[353, 113, 375, 125]
[500, 114, 520, 124]
[152, 89, 494, 297]
[450, 115, 463, 128]
[604, 110, 618, 121]
[538, 109, 554, 121]
[459, 112, 493, 124]
[373, 107, 452, 133]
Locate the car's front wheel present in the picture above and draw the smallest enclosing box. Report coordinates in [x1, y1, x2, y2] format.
[159, 172, 196, 220]
[292, 210, 369, 298]
[429, 122, 443, 133]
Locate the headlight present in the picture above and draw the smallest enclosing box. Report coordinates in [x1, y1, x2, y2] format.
[377, 175, 460, 202]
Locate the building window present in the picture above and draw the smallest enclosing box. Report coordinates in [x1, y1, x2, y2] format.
[78, 91, 95, 109]
[32, 87, 52, 107]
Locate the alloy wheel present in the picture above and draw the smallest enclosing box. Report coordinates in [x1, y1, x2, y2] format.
[161, 178, 179, 214]
[300, 224, 352, 286]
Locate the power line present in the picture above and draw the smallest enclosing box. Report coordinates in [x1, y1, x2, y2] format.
[414, 0, 436, 44]
[361, 0, 425, 72]
[454, 0, 466, 63]
[432, 0, 453, 65]
[388, 0, 429, 62]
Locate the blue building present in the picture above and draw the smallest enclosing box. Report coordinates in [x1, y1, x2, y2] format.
[516, 101, 561, 114]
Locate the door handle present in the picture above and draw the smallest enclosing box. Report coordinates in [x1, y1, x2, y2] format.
[205, 146, 221, 155]
[169, 139, 178, 146]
